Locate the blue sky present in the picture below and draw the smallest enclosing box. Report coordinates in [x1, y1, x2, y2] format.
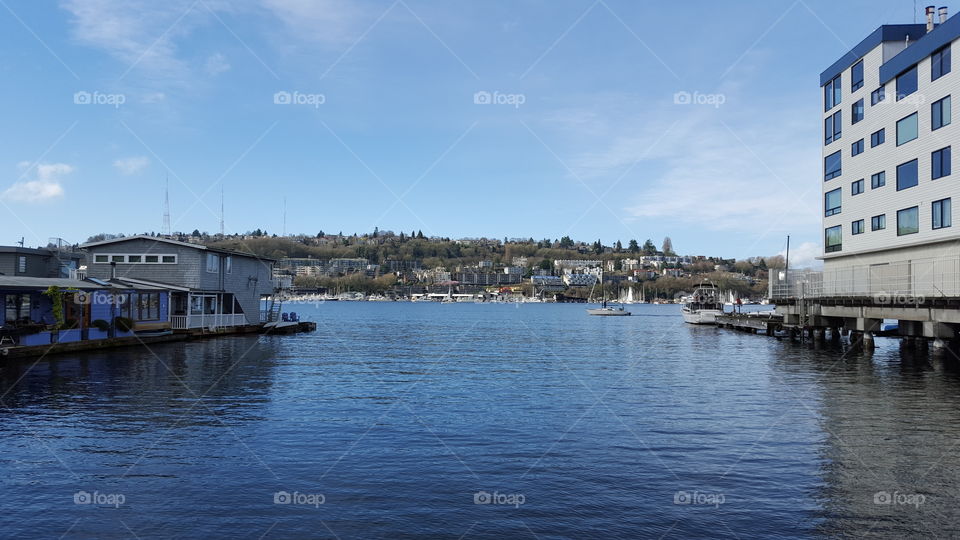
[0, 0, 946, 265]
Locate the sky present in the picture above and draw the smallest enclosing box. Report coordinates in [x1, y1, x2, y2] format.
[0, 0, 946, 267]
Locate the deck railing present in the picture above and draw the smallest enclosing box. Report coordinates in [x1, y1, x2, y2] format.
[769, 255, 960, 300]
[170, 313, 249, 330]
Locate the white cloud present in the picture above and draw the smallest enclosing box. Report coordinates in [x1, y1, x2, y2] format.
[261, 0, 369, 46]
[2, 163, 74, 203]
[113, 156, 150, 175]
[779, 241, 823, 270]
[205, 52, 231, 76]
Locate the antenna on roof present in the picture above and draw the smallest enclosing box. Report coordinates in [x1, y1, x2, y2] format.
[17, 236, 24, 247]
[162, 174, 172, 237]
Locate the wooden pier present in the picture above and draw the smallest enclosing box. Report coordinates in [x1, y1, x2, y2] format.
[715, 312, 783, 335]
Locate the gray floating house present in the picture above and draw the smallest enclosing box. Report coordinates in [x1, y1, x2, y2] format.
[81, 236, 277, 330]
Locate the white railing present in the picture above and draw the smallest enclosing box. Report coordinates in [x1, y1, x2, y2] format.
[170, 313, 249, 330]
[769, 255, 960, 300]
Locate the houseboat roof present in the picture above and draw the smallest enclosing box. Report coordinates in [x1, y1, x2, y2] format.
[0, 276, 106, 290]
[80, 235, 276, 261]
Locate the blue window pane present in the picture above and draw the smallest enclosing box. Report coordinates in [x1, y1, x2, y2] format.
[933, 147, 951, 179]
[852, 179, 864, 195]
[851, 139, 864, 156]
[871, 87, 885, 105]
[871, 129, 885, 147]
[825, 225, 842, 252]
[824, 151, 842, 181]
[825, 116, 833, 144]
[897, 113, 918, 145]
[897, 207, 919, 236]
[897, 66, 918, 100]
[871, 171, 886, 189]
[932, 96, 951, 130]
[871, 214, 886, 231]
[852, 99, 864, 123]
[824, 188, 841, 216]
[896, 159, 918, 191]
[933, 45, 951, 81]
[933, 198, 952, 229]
[852, 61, 864, 91]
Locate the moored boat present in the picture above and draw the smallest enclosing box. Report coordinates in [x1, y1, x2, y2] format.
[681, 281, 724, 324]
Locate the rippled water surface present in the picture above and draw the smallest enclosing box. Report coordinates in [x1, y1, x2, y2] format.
[2, 303, 960, 538]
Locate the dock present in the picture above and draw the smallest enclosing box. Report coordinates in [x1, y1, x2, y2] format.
[715, 312, 783, 335]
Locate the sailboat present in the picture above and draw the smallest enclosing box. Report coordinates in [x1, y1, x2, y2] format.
[586, 271, 631, 316]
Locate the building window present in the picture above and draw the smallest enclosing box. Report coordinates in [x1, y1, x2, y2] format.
[933, 147, 952, 179]
[825, 225, 842, 253]
[932, 95, 951, 130]
[851, 60, 864, 92]
[897, 206, 919, 236]
[897, 112, 918, 145]
[933, 198, 952, 229]
[896, 65, 918, 100]
[824, 151, 842, 181]
[871, 214, 886, 231]
[824, 110, 842, 144]
[871, 86, 885, 105]
[870, 128, 885, 147]
[896, 159, 919, 190]
[17, 256, 26, 273]
[824, 188, 842, 216]
[871, 171, 886, 189]
[851, 139, 864, 156]
[852, 98, 864, 124]
[851, 179, 864, 195]
[94, 254, 108, 263]
[145, 255, 159, 263]
[824, 74, 842, 111]
[162, 255, 176, 264]
[852, 219, 864, 235]
[206, 253, 220, 273]
[225, 256, 232, 274]
[932, 44, 951, 81]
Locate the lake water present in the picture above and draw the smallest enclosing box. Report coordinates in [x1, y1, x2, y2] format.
[2, 302, 960, 538]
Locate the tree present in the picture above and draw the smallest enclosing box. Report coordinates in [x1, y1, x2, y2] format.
[662, 236, 675, 256]
[642, 239, 657, 255]
[614, 258, 623, 271]
[539, 259, 552, 270]
[317, 231, 325, 238]
[373, 227, 379, 238]
[628, 239, 639, 253]
[417, 230, 425, 239]
[615, 240, 622, 253]
[559, 236, 574, 249]
[399, 232, 406, 242]
[191, 229, 201, 237]
[592, 239, 603, 254]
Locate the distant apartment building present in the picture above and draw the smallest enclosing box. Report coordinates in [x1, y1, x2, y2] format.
[563, 273, 598, 287]
[820, 9, 959, 287]
[511, 256, 529, 267]
[554, 259, 602, 272]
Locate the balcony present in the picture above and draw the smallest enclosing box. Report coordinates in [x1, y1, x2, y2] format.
[171, 313, 248, 330]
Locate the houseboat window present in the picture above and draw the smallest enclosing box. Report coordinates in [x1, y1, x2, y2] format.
[18, 256, 26, 273]
[203, 296, 217, 314]
[162, 255, 176, 263]
[94, 255, 108, 263]
[111, 255, 125, 263]
[127, 255, 142, 263]
[191, 296, 203, 315]
[5, 294, 29, 322]
[206, 253, 219, 273]
[225, 256, 232, 274]
[222, 294, 233, 314]
[145, 255, 159, 263]
[135, 293, 160, 321]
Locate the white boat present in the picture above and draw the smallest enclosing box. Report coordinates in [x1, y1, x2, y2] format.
[681, 281, 724, 324]
[586, 270, 631, 316]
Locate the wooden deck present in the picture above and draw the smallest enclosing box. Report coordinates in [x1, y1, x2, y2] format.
[715, 312, 783, 334]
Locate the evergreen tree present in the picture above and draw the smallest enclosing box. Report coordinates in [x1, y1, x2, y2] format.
[615, 240, 623, 253]
[628, 239, 640, 253]
[642, 239, 657, 255]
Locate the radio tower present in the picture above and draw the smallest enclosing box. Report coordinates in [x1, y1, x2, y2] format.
[219, 184, 225, 237]
[162, 175, 171, 237]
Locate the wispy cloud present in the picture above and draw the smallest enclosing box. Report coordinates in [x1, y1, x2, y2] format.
[205, 52, 231, 75]
[260, 0, 367, 46]
[2, 163, 74, 202]
[113, 156, 150, 175]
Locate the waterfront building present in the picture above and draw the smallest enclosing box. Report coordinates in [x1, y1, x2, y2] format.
[562, 273, 598, 287]
[820, 9, 957, 291]
[81, 236, 275, 330]
[0, 245, 84, 278]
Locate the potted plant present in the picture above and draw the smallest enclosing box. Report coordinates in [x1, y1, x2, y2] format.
[114, 316, 135, 336]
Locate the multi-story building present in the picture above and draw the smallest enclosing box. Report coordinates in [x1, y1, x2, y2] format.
[0, 246, 84, 278]
[820, 8, 958, 293]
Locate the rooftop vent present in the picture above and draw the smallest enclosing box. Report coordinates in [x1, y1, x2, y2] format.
[939, 6, 948, 24]
[927, 5, 936, 32]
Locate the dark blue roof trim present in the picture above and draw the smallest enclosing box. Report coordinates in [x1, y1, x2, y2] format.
[820, 24, 926, 86]
[880, 16, 960, 84]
